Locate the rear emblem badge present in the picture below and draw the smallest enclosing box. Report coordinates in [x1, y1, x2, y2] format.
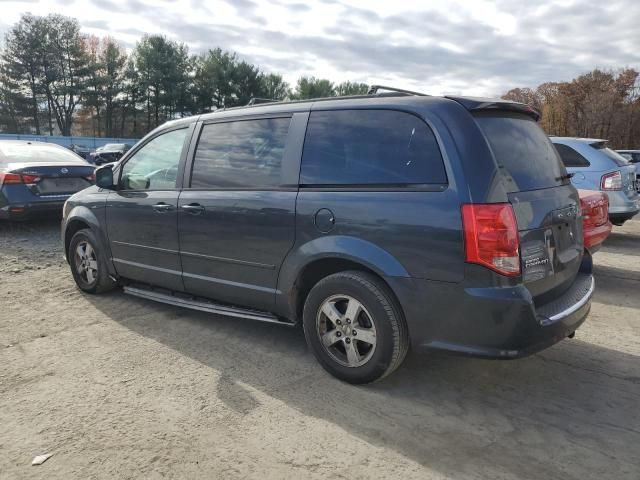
[61, 168, 69, 174]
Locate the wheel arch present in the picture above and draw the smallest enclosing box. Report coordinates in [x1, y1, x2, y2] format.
[64, 206, 116, 277]
[276, 236, 410, 323]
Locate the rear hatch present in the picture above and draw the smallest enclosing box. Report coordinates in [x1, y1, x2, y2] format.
[474, 113, 584, 303]
[7, 162, 95, 197]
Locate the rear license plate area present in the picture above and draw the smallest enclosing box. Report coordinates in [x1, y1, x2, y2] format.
[37, 178, 87, 195]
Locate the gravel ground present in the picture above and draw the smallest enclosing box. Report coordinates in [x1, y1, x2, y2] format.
[1, 217, 639, 480]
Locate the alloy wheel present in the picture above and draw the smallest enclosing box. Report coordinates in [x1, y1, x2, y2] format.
[75, 240, 98, 285]
[316, 294, 377, 368]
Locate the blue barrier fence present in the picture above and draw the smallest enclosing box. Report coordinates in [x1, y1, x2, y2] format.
[0, 133, 139, 149]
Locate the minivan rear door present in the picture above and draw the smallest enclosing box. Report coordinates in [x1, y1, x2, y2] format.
[474, 113, 583, 301]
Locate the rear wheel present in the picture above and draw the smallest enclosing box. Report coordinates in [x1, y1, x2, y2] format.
[68, 229, 116, 294]
[303, 271, 409, 384]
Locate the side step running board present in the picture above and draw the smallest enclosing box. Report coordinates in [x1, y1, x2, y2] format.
[123, 286, 295, 326]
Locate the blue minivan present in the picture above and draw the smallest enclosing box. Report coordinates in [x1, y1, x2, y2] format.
[62, 89, 594, 383]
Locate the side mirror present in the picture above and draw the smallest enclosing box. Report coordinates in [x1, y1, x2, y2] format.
[95, 164, 115, 189]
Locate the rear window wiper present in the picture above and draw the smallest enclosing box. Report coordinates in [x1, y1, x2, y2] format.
[556, 173, 575, 181]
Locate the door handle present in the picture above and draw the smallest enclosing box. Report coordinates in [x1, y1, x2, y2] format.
[181, 203, 205, 215]
[152, 202, 174, 213]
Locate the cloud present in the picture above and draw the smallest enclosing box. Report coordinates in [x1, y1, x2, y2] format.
[1, 0, 639, 95]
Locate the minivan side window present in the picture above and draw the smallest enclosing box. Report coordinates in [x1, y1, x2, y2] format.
[554, 143, 590, 167]
[120, 128, 188, 190]
[300, 110, 447, 185]
[191, 117, 291, 189]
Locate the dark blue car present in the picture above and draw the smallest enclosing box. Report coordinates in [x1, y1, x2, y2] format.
[0, 141, 96, 220]
[61, 88, 594, 384]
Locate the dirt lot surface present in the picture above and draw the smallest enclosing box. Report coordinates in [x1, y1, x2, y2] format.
[1, 218, 639, 480]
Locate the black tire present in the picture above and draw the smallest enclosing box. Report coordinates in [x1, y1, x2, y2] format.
[302, 271, 409, 384]
[68, 228, 116, 294]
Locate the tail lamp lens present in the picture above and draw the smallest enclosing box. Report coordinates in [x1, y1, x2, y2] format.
[580, 193, 609, 228]
[0, 172, 23, 185]
[21, 174, 41, 184]
[601, 171, 622, 191]
[461, 203, 521, 276]
[0, 172, 40, 185]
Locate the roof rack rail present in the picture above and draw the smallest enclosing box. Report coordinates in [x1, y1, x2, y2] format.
[367, 85, 428, 97]
[247, 97, 278, 106]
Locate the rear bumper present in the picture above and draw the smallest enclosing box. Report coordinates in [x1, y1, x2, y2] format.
[609, 211, 638, 224]
[584, 222, 612, 252]
[0, 199, 67, 220]
[607, 190, 639, 215]
[385, 260, 594, 359]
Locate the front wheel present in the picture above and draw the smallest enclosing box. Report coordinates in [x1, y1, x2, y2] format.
[68, 229, 116, 294]
[303, 271, 409, 384]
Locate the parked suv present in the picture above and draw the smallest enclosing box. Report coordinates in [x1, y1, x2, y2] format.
[62, 90, 594, 383]
[551, 138, 640, 225]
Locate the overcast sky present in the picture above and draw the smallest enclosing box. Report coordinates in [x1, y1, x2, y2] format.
[1, 0, 639, 96]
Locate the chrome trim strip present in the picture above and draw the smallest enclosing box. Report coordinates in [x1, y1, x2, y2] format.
[123, 286, 290, 325]
[182, 271, 279, 294]
[112, 258, 182, 276]
[548, 276, 595, 322]
[112, 241, 274, 270]
[180, 250, 275, 270]
[112, 241, 179, 255]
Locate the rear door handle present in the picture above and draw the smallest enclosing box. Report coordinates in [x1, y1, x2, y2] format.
[152, 202, 174, 213]
[181, 203, 205, 215]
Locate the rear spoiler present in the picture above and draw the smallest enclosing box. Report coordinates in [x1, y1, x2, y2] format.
[445, 96, 541, 121]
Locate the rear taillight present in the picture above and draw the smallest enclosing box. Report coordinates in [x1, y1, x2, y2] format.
[0, 172, 23, 185]
[461, 203, 521, 277]
[580, 192, 609, 228]
[601, 171, 622, 190]
[0, 172, 41, 185]
[85, 173, 96, 182]
[21, 174, 41, 184]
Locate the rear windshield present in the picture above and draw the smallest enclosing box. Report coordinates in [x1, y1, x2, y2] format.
[591, 143, 630, 167]
[474, 113, 567, 192]
[0, 144, 84, 165]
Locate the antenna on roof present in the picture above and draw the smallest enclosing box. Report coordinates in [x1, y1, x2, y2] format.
[367, 85, 428, 96]
[247, 97, 277, 106]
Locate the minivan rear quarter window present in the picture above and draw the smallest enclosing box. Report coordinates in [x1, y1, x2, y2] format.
[300, 109, 447, 186]
[191, 117, 291, 188]
[474, 113, 567, 192]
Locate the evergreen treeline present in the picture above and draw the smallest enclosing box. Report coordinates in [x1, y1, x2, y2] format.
[0, 13, 369, 138]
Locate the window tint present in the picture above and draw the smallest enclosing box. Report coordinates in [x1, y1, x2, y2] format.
[474, 113, 567, 192]
[554, 143, 590, 167]
[300, 110, 446, 185]
[191, 118, 291, 188]
[120, 128, 187, 190]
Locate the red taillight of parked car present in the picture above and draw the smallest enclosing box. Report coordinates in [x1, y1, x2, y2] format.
[601, 171, 622, 190]
[0, 172, 41, 185]
[461, 203, 521, 276]
[0, 172, 24, 185]
[21, 174, 41, 184]
[579, 190, 612, 250]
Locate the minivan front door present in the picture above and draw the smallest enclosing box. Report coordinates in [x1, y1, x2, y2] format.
[106, 127, 191, 291]
[178, 115, 302, 311]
